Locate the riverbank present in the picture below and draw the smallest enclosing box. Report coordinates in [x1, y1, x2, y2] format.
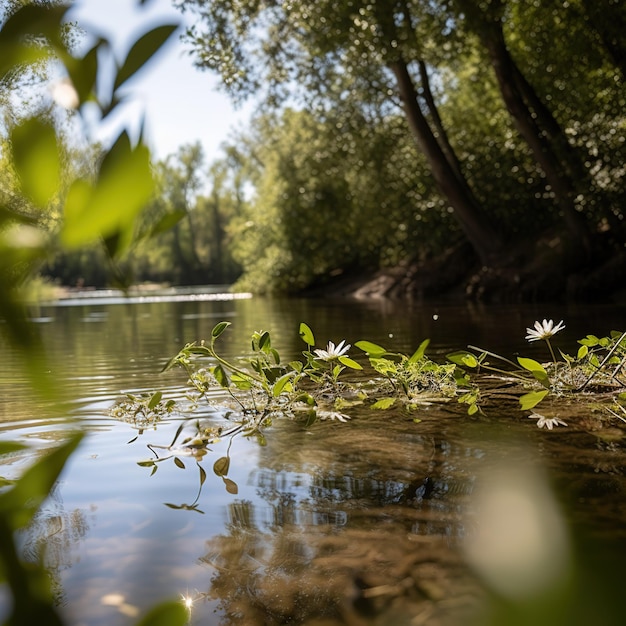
[304, 229, 626, 304]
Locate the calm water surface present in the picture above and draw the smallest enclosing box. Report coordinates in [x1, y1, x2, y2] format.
[1, 290, 625, 625]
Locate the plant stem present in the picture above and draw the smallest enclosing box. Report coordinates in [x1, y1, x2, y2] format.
[545, 338, 557, 364]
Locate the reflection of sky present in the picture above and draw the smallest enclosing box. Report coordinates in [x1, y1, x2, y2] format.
[35, 422, 265, 625]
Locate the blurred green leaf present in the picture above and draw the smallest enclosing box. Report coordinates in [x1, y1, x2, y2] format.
[63, 41, 101, 104]
[10, 118, 60, 207]
[114, 24, 178, 91]
[147, 209, 186, 237]
[258, 330, 271, 351]
[0, 4, 68, 77]
[61, 133, 154, 250]
[0, 433, 83, 529]
[135, 600, 188, 626]
[447, 351, 479, 368]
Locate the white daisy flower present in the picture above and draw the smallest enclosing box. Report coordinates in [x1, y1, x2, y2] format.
[313, 340, 351, 361]
[529, 413, 567, 430]
[525, 319, 565, 342]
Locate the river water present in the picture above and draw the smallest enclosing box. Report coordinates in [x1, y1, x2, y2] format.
[1, 289, 625, 626]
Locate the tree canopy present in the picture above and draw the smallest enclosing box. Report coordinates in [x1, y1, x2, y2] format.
[170, 0, 625, 296]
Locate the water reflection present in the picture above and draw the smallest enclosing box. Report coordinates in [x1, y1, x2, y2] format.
[2, 292, 626, 625]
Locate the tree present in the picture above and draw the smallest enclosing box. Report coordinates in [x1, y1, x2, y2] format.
[453, 0, 606, 253]
[174, 0, 505, 262]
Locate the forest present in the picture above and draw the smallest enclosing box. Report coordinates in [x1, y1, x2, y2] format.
[2, 0, 625, 302]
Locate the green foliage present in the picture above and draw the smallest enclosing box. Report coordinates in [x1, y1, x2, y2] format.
[1, 2, 178, 345]
[0, 433, 82, 625]
[0, 4, 192, 626]
[174, 0, 625, 292]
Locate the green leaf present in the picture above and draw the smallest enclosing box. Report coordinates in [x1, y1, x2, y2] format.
[258, 330, 271, 351]
[114, 24, 178, 91]
[299, 322, 315, 347]
[147, 391, 162, 410]
[211, 321, 230, 339]
[468, 403, 479, 415]
[212, 364, 230, 388]
[148, 209, 186, 237]
[577, 345, 589, 360]
[289, 360, 303, 373]
[213, 456, 230, 477]
[517, 357, 547, 375]
[355, 340, 387, 356]
[0, 433, 83, 529]
[199, 465, 206, 487]
[10, 118, 60, 206]
[270, 348, 281, 364]
[579, 335, 599, 347]
[447, 351, 478, 368]
[135, 600, 188, 626]
[61, 134, 154, 250]
[272, 372, 293, 397]
[371, 397, 396, 409]
[174, 457, 185, 469]
[408, 338, 430, 363]
[519, 390, 549, 411]
[338, 356, 362, 370]
[63, 41, 100, 104]
[231, 372, 253, 390]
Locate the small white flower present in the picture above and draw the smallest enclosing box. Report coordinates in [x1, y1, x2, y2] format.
[529, 413, 567, 430]
[313, 340, 351, 361]
[50, 77, 79, 109]
[525, 319, 565, 342]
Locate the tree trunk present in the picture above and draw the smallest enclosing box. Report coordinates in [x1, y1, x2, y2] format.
[390, 58, 503, 262]
[417, 59, 465, 185]
[484, 26, 592, 251]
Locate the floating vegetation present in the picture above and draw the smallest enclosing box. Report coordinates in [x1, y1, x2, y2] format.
[112, 320, 626, 471]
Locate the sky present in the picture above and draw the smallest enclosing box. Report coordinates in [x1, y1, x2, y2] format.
[67, 0, 254, 163]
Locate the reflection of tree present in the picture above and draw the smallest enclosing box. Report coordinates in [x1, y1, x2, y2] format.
[19, 484, 92, 607]
[190, 420, 483, 625]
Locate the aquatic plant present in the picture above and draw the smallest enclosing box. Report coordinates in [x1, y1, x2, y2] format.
[116, 320, 626, 461]
[449, 324, 626, 424]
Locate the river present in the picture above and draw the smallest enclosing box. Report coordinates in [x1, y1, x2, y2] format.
[1, 289, 625, 626]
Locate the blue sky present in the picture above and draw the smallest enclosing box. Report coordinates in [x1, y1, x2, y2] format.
[68, 0, 254, 162]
